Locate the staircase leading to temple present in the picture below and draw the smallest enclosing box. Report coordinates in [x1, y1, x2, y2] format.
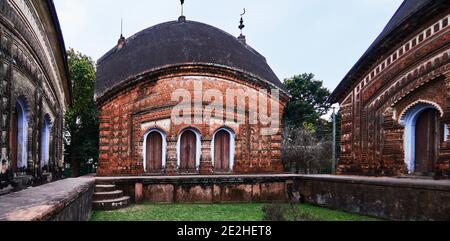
[92, 183, 130, 210]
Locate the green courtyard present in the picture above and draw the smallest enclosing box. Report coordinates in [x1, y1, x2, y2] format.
[90, 203, 379, 221]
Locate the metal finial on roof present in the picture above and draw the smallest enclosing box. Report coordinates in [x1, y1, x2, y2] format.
[178, 0, 187, 22]
[239, 8, 246, 35]
[117, 18, 126, 49]
[120, 18, 123, 36]
[237, 8, 247, 44]
[181, 0, 185, 16]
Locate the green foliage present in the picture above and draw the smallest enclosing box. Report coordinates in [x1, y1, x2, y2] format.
[90, 203, 380, 221]
[262, 203, 288, 221]
[283, 73, 332, 138]
[64, 49, 98, 177]
[282, 125, 332, 174]
[263, 203, 319, 221]
[92, 204, 264, 222]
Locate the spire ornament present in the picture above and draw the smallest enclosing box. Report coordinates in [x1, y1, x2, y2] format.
[179, 0, 186, 22]
[238, 8, 246, 44]
[239, 8, 246, 35]
[117, 18, 126, 49]
[120, 17, 124, 37]
[181, 0, 185, 16]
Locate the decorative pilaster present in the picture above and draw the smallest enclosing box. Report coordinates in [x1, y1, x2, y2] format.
[1, 44, 12, 175]
[36, 89, 43, 173]
[165, 137, 178, 175]
[200, 136, 213, 175]
[436, 71, 450, 179]
[0, 58, 7, 174]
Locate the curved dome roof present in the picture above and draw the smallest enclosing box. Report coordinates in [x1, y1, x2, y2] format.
[95, 19, 285, 98]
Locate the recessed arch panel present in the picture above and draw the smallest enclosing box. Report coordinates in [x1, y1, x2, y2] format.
[143, 129, 167, 173]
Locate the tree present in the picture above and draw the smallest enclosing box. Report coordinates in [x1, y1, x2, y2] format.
[281, 125, 332, 174]
[281, 74, 335, 174]
[64, 49, 98, 177]
[283, 73, 332, 132]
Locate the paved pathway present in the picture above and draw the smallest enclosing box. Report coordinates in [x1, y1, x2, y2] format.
[96, 174, 450, 190]
[300, 174, 450, 191]
[0, 177, 94, 221]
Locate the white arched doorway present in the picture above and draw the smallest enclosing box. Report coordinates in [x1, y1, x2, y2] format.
[177, 128, 201, 172]
[400, 102, 442, 174]
[143, 129, 167, 173]
[14, 98, 28, 170]
[211, 128, 235, 172]
[40, 114, 52, 170]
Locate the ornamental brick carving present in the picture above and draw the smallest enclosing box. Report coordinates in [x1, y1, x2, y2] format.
[334, 6, 450, 178]
[96, 74, 287, 176]
[0, 0, 70, 185]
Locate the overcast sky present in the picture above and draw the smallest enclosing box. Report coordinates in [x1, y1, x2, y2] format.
[54, 0, 403, 92]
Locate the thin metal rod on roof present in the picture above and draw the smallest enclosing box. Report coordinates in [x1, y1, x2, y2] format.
[239, 8, 246, 35]
[181, 0, 185, 16]
[120, 18, 123, 36]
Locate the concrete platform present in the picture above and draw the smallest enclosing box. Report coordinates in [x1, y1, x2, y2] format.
[295, 175, 450, 221]
[96, 174, 300, 204]
[96, 174, 301, 184]
[0, 174, 448, 221]
[0, 177, 95, 221]
[96, 174, 450, 220]
[298, 175, 450, 191]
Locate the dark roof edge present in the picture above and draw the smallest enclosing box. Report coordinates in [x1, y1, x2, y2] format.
[96, 19, 267, 65]
[46, 0, 72, 105]
[330, 0, 441, 104]
[95, 63, 291, 105]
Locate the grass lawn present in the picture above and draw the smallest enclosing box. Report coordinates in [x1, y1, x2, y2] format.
[90, 203, 379, 221]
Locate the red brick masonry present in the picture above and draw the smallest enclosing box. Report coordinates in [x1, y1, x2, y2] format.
[97, 66, 288, 176]
[96, 174, 298, 204]
[297, 175, 450, 221]
[337, 10, 450, 177]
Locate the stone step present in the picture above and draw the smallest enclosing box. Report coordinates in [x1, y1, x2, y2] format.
[93, 190, 124, 201]
[93, 196, 131, 211]
[95, 184, 116, 193]
[96, 180, 114, 185]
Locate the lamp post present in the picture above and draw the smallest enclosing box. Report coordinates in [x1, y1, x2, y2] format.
[332, 107, 337, 175]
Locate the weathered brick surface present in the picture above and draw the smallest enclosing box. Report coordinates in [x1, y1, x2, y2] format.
[337, 11, 450, 177]
[97, 69, 287, 176]
[0, 177, 95, 221]
[144, 184, 174, 203]
[0, 1, 69, 184]
[296, 175, 450, 221]
[96, 175, 296, 203]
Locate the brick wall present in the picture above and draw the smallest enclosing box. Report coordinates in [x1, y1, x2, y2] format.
[337, 11, 450, 177]
[97, 70, 287, 176]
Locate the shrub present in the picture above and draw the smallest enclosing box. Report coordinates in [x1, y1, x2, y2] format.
[262, 203, 319, 221]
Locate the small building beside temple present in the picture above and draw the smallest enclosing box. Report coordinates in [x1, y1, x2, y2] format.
[0, 0, 71, 192]
[331, 0, 450, 178]
[95, 15, 289, 176]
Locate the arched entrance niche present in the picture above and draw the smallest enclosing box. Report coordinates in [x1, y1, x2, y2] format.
[177, 128, 201, 173]
[211, 128, 235, 173]
[400, 101, 443, 174]
[41, 114, 52, 170]
[10, 97, 29, 171]
[143, 129, 167, 173]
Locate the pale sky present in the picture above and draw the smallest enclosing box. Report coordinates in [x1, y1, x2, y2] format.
[54, 0, 403, 92]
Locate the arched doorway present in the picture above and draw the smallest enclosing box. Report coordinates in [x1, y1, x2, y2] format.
[143, 129, 166, 173]
[212, 128, 235, 173]
[9, 98, 28, 171]
[415, 109, 438, 174]
[41, 115, 52, 171]
[178, 129, 200, 173]
[9, 106, 19, 172]
[400, 102, 441, 175]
